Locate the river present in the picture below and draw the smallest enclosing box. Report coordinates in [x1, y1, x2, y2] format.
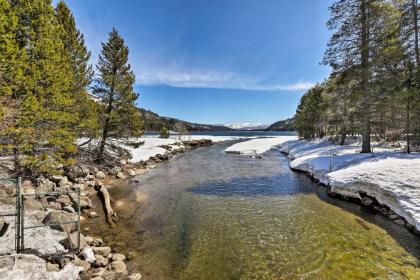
[88, 140, 420, 279]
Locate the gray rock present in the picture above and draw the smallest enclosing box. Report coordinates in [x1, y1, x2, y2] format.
[102, 270, 127, 280]
[72, 256, 90, 272]
[96, 171, 106, 179]
[0, 254, 83, 279]
[91, 277, 104, 280]
[72, 196, 93, 210]
[94, 254, 108, 267]
[82, 246, 96, 263]
[112, 253, 126, 262]
[67, 164, 91, 180]
[36, 178, 55, 192]
[56, 195, 72, 207]
[92, 246, 111, 257]
[50, 175, 64, 183]
[85, 236, 94, 245]
[111, 260, 127, 273]
[46, 262, 60, 272]
[63, 205, 76, 214]
[58, 176, 72, 190]
[127, 273, 143, 280]
[128, 169, 136, 176]
[91, 267, 106, 277]
[24, 198, 44, 210]
[62, 232, 86, 250]
[92, 238, 104, 246]
[116, 172, 126, 179]
[47, 202, 62, 210]
[43, 210, 77, 233]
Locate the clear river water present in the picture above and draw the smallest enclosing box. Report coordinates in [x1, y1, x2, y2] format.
[88, 140, 420, 280]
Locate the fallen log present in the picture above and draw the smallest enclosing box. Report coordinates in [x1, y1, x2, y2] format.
[98, 185, 118, 227]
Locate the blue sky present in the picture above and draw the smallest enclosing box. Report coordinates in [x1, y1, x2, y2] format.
[59, 0, 333, 125]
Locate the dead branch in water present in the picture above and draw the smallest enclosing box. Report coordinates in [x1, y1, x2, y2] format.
[98, 185, 118, 227]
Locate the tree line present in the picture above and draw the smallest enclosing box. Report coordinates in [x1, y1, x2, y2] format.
[0, 0, 142, 175]
[295, 0, 420, 153]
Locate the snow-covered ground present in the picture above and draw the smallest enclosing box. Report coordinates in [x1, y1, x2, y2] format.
[224, 136, 298, 155]
[126, 135, 252, 162]
[280, 139, 420, 231]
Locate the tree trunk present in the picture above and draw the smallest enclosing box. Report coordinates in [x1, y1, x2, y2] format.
[360, 0, 371, 153]
[407, 100, 411, 154]
[98, 89, 114, 160]
[340, 128, 347, 145]
[413, 0, 420, 68]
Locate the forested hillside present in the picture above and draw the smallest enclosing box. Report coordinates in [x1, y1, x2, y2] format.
[265, 118, 295, 131]
[138, 109, 232, 131]
[294, 0, 420, 153]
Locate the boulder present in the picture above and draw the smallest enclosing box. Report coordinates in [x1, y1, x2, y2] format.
[72, 256, 90, 272]
[47, 202, 62, 210]
[111, 260, 127, 273]
[35, 178, 55, 192]
[128, 169, 136, 176]
[85, 236, 94, 245]
[82, 246, 96, 263]
[43, 210, 77, 232]
[112, 253, 125, 262]
[96, 171, 106, 179]
[91, 267, 106, 277]
[46, 262, 59, 272]
[92, 238, 104, 246]
[24, 198, 44, 210]
[109, 166, 122, 175]
[116, 172, 126, 179]
[49, 175, 63, 183]
[56, 195, 72, 207]
[92, 246, 111, 257]
[58, 177, 72, 190]
[62, 232, 86, 250]
[102, 270, 127, 280]
[72, 196, 93, 210]
[67, 164, 91, 180]
[63, 205, 76, 214]
[94, 254, 108, 267]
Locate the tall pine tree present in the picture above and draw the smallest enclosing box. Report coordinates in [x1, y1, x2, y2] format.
[55, 1, 98, 141]
[9, 0, 78, 174]
[93, 28, 143, 161]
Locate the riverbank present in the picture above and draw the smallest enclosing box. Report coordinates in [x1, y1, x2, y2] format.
[0, 136, 241, 279]
[277, 139, 420, 235]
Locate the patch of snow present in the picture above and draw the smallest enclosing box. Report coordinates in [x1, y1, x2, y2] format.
[225, 136, 298, 155]
[280, 139, 420, 231]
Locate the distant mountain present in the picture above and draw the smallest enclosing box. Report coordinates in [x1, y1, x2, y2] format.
[138, 108, 233, 131]
[225, 123, 270, 130]
[266, 117, 295, 131]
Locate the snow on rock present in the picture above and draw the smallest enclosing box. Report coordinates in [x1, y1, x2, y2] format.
[328, 153, 420, 231]
[225, 136, 298, 155]
[0, 254, 83, 280]
[280, 139, 420, 231]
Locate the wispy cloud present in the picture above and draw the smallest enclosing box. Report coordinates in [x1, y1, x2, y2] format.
[135, 66, 314, 92]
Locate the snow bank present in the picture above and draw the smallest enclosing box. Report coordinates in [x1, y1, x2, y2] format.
[280, 139, 420, 231]
[127, 135, 248, 162]
[225, 136, 298, 155]
[328, 154, 420, 231]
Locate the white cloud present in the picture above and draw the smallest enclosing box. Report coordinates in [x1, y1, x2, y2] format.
[134, 66, 314, 92]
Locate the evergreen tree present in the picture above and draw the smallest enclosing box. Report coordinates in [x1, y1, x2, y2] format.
[55, 1, 98, 141]
[93, 28, 143, 160]
[8, 0, 78, 174]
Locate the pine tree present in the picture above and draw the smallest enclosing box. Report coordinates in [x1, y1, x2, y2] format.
[55, 1, 98, 141]
[93, 28, 143, 160]
[8, 0, 78, 174]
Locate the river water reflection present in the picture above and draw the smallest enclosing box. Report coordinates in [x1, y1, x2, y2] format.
[89, 141, 420, 279]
